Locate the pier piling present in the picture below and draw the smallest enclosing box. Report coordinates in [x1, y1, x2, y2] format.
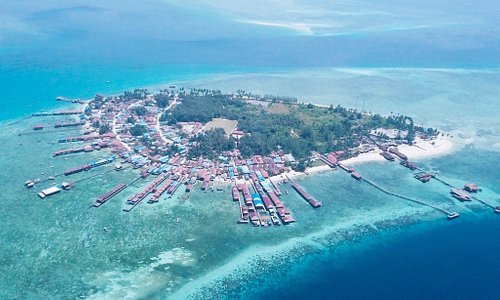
[362, 177, 458, 219]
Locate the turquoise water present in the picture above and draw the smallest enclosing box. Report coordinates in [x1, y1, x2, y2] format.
[1, 1, 500, 299]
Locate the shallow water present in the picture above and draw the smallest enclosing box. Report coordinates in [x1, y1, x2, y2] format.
[4, 109, 499, 299]
[1, 1, 500, 298]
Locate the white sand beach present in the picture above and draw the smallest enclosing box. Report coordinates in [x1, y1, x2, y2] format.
[270, 135, 455, 183]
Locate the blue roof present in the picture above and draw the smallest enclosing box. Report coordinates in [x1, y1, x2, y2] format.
[252, 193, 264, 206]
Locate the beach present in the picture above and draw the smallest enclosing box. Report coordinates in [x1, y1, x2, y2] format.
[1, 1, 500, 298]
[271, 134, 455, 183]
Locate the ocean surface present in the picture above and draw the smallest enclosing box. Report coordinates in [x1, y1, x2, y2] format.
[0, 1, 499, 299]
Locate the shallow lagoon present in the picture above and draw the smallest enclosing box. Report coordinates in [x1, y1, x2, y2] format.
[1, 106, 498, 298]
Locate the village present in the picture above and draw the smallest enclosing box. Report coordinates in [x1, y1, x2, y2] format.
[24, 89, 500, 228]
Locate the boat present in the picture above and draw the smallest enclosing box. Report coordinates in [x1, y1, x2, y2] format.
[400, 160, 417, 170]
[25, 180, 35, 188]
[388, 147, 408, 160]
[271, 215, 281, 225]
[463, 183, 479, 193]
[38, 186, 61, 198]
[61, 182, 72, 190]
[351, 172, 362, 180]
[450, 188, 472, 201]
[380, 151, 395, 161]
[494, 207, 500, 214]
[414, 172, 433, 183]
[447, 212, 460, 220]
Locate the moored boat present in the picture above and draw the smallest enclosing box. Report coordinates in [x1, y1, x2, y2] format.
[450, 188, 472, 201]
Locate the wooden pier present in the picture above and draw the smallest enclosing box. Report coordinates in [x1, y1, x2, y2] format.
[32, 110, 83, 117]
[362, 177, 459, 219]
[433, 176, 499, 213]
[168, 175, 185, 198]
[56, 96, 86, 105]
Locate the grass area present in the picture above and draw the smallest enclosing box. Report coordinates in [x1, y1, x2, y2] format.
[203, 118, 238, 135]
[309, 160, 327, 168]
[266, 103, 291, 114]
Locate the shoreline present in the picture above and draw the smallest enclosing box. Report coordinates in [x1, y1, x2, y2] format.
[271, 134, 455, 183]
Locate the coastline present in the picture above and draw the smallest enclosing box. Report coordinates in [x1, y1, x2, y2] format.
[271, 134, 455, 183]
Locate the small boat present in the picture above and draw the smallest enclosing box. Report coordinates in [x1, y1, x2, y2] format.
[450, 188, 471, 201]
[447, 212, 460, 220]
[24, 180, 34, 188]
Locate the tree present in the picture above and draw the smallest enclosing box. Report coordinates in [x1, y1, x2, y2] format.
[130, 124, 147, 136]
[132, 106, 147, 116]
[126, 116, 135, 124]
[99, 124, 110, 135]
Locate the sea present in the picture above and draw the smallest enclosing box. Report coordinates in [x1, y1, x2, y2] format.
[0, 1, 499, 299]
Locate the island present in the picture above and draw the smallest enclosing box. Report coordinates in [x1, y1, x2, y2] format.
[24, 87, 500, 227]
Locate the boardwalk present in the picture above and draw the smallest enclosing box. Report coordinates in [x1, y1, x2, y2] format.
[362, 177, 456, 217]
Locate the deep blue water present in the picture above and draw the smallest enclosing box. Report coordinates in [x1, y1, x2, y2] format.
[253, 215, 500, 300]
[248, 149, 500, 300]
[1, 1, 499, 298]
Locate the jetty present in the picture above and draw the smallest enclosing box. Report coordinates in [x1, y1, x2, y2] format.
[287, 176, 322, 208]
[433, 175, 499, 213]
[32, 110, 83, 117]
[123, 175, 167, 212]
[268, 177, 282, 196]
[168, 176, 185, 198]
[93, 183, 127, 207]
[56, 96, 86, 104]
[54, 121, 85, 128]
[362, 177, 459, 219]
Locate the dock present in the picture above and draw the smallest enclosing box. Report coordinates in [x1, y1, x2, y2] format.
[287, 176, 322, 208]
[318, 154, 337, 168]
[362, 177, 459, 219]
[123, 175, 167, 212]
[434, 175, 500, 213]
[56, 96, 86, 104]
[54, 121, 85, 128]
[93, 183, 127, 207]
[268, 177, 282, 196]
[32, 110, 83, 117]
[168, 176, 185, 198]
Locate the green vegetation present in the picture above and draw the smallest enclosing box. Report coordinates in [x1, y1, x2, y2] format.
[131, 106, 147, 116]
[126, 116, 135, 124]
[188, 128, 235, 160]
[162, 92, 436, 160]
[119, 89, 148, 102]
[99, 124, 111, 135]
[155, 93, 170, 108]
[160, 94, 240, 124]
[129, 124, 148, 137]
